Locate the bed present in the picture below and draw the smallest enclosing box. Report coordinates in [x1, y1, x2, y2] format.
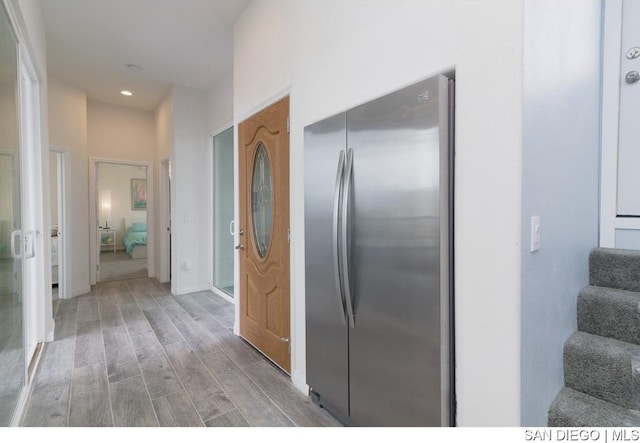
[123, 217, 147, 259]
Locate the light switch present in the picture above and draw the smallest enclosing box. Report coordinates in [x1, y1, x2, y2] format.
[531, 216, 541, 252]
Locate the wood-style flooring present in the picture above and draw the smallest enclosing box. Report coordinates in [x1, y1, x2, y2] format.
[21, 278, 340, 427]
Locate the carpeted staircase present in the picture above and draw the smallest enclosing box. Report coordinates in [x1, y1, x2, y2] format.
[549, 248, 640, 426]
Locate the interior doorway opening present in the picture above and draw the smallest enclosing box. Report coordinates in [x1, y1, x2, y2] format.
[91, 160, 151, 283]
[49, 149, 68, 300]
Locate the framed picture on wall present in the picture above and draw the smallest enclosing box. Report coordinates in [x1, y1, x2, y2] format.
[131, 178, 147, 210]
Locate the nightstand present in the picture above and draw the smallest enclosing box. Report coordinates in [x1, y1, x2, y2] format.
[99, 228, 117, 253]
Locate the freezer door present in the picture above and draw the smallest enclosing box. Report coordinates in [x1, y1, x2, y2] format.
[304, 113, 350, 418]
[346, 75, 452, 426]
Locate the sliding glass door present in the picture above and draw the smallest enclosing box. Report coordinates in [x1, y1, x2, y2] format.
[0, 3, 25, 426]
[213, 128, 235, 297]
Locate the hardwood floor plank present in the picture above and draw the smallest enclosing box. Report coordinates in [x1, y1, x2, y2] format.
[120, 303, 153, 337]
[33, 340, 75, 386]
[195, 313, 262, 369]
[102, 326, 140, 383]
[201, 350, 293, 427]
[55, 297, 78, 319]
[68, 362, 113, 427]
[114, 281, 136, 306]
[149, 291, 182, 310]
[164, 305, 221, 355]
[162, 340, 234, 422]
[77, 295, 100, 322]
[129, 331, 164, 364]
[22, 341, 75, 426]
[110, 375, 158, 427]
[244, 360, 341, 427]
[22, 383, 70, 427]
[217, 306, 235, 331]
[143, 309, 183, 345]
[204, 409, 249, 427]
[97, 293, 124, 329]
[54, 311, 77, 342]
[152, 390, 203, 427]
[127, 278, 160, 311]
[139, 357, 182, 400]
[74, 320, 104, 368]
[174, 294, 208, 320]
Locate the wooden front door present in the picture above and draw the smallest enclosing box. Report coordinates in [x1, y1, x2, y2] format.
[238, 97, 290, 373]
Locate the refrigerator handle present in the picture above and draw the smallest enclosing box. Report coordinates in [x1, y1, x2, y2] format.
[332, 150, 347, 324]
[342, 148, 356, 328]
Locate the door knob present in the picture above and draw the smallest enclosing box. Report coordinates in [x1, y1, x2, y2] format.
[239, 228, 244, 236]
[625, 71, 640, 84]
[235, 243, 245, 250]
[627, 47, 640, 60]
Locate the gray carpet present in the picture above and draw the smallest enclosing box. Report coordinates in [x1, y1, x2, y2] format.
[99, 251, 147, 282]
[549, 247, 640, 426]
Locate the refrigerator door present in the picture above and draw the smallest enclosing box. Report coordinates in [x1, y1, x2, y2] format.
[304, 113, 350, 419]
[346, 75, 452, 426]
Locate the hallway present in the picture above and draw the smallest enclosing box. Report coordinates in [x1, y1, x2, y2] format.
[22, 278, 339, 427]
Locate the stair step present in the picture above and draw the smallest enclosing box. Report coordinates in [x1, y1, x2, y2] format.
[590, 248, 640, 292]
[578, 285, 640, 345]
[549, 387, 640, 427]
[564, 331, 640, 410]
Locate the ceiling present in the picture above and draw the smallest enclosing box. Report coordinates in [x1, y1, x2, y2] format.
[39, 0, 250, 111]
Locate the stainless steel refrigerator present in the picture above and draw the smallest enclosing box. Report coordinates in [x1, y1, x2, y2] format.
[304, 74, 454, 427]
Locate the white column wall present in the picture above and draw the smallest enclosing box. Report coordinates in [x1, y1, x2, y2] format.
[234, 0, 524, 426]
[520, 0, 602, 426]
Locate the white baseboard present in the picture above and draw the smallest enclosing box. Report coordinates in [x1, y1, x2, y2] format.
[72, 286, 91, 297]
[291, 370, 308, 395]
[175, 284, 210, 296]
[46, 322, 55, 343]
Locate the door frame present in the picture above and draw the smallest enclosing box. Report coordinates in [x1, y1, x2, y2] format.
[209, 121, 235, 305]
[158, 157, 172, 285]
[600, 0, 629, 246]
[89, 157, 154, 285]
[50, 147, 70, 300]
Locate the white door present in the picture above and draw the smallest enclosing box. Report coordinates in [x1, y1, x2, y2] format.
[617, 0, 640, 217]
[601, 0, 640, 248]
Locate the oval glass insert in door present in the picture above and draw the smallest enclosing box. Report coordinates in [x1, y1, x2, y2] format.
[252, 144, 273, 258]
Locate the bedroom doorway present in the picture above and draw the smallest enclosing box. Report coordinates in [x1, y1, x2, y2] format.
[90, 160, 152, 283]
[49, 149, 68, 299]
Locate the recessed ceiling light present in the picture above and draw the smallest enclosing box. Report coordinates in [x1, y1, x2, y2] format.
[121, 90, 133, 96]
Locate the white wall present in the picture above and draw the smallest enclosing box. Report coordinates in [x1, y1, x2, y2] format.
[171, 85, 210, 294]
[520, 0, 602, 426]
[234, 0, 524, 425]
[87, 100, 156, 161]
[207, 70, 234, 133]
[97, 163, 147, 248]
[48, 77, 90, 296]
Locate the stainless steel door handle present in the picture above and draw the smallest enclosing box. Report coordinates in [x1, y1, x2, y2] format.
[235, 243, 244, 250]
[229, 220, 235, 236]
[341, 148, 355, 328]
[332, 150, 347, 324]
